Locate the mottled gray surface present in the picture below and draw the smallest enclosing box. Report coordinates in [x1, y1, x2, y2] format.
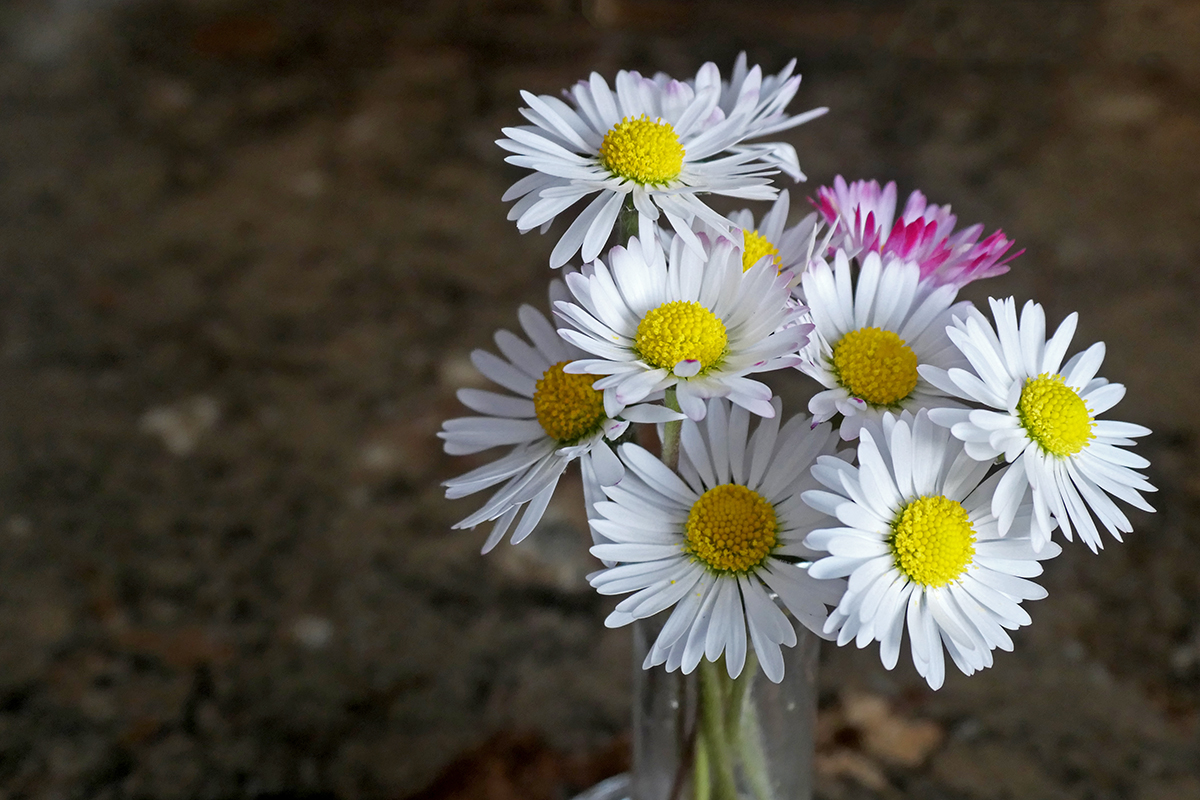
[0, 0, 1197, 798]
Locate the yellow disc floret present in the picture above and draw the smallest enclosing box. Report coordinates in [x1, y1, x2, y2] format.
[635, 301, 728, 373]
[890, 495, 976, 587]
[598, 115, 685, 185]
[741, 229, 782, 272]
[533, 361, 607, 444]
[685, 484, 777, 574]
[1017, 373, 1094, 457]
[831, 327, 919, 407]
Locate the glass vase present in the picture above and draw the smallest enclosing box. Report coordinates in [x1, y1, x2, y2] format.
[629, 613, 819, 800]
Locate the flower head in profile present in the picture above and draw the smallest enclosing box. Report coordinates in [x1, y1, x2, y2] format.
[589, 398, 844, 682]
[798, 249, 971, 439]
[556, 233, 810, 421]
[804, 410, 1061, 690]
[440, 286, 681, 552]
[498, 58, 826, 268]
[921, 297, 1156, 552]
[814, 176, 1021, 290]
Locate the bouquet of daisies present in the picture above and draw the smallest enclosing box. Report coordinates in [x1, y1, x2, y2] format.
[439, 54, 1156, 799]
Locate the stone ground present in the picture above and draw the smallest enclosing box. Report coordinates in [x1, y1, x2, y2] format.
[0, 0, 1198, 798]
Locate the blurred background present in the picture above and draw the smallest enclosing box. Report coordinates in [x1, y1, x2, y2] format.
[0, 0, 1198, 797]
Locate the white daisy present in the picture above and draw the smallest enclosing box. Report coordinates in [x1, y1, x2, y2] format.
[556, 232, 810, 422]
[798, 248, 971, 439]
[710, 52, 828, 180]
[920, 297, 1157, 553]
[724, 189, 820, 274]
[588, 397, 844, 682]
[803, 410, 1061, 690]
[440, 288, 681, 552]
[497, 58, 825, 268]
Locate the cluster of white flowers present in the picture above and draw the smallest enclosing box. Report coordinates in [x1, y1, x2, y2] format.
[440, 56, 1155, 690]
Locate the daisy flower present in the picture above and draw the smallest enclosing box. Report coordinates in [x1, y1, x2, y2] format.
[440, 290, 681, 553]
[803, 410, 1061, 690]
[798, 248, 971, 439]
[814, 176, 1021, 290]
[711, 52, 829, 180]
[556, 233, 809, 421]
[724, 189, 820, 274]
[920, 297, 1157, 553]
[497, 59, 825, 268]
[588, 397, 844, 682]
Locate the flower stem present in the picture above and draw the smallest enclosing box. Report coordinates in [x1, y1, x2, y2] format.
[618, 196, 639, 244]
[693, 726, 711, 800]
[662, 387, 682, 470]
[724, 649, 757, 736]
[699, 659, 739, 800]
[737, 699, 775, 800]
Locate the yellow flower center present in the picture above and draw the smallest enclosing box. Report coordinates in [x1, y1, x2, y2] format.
[741, 229, 782, 272]
[831, 327, 919, 407]
[533, 361, 607, 444]
[685, 484, 777, 574]
[1017, 373, 1094, 457]
[890, 495, 976, 587]
[598, 115, 685, 185]
[635, 301, 728, 373]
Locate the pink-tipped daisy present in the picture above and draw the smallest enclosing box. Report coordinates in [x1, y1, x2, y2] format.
[814, 176, 1021, 290]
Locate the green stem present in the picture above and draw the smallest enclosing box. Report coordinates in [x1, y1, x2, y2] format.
[693, 726, 712, 800]
[737, 700, 774, 800]
[699, 659, 739, 800]
[724, 650, 757, 738]
[662, 387, 682, 470]
[657, 384, 689, 800]
[667, 672, 697, 800]
[617, 196, 640, 244]
[728, 651, 774, 800]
